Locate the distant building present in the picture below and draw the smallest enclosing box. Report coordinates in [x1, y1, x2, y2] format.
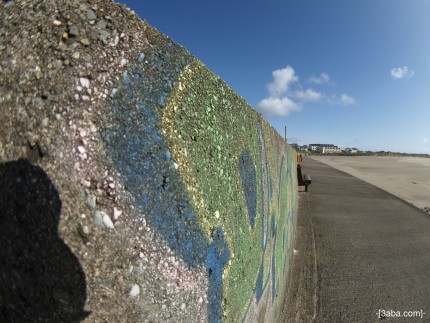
[318, 145, 341, 154]
[309, 144, 341, 154]
[344, 147, 358, 153]
[309, 144, 320, 151]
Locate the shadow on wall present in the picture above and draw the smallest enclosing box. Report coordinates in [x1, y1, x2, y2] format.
[0, 159, 89, 322]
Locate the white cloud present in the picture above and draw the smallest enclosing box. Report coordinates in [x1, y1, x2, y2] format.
[257, 97, 301, 116]
[267, 66, 298, 97]
[257, 66, 300, 116]
[424, 138, 428, 143]
[307, 72, 330, 84]
[390, 66, 414, 80]
[292, 89, 322, 102]
[257, 66, 355, 116]
[328, 94, 356, 106]
[340, 94, 355, 106]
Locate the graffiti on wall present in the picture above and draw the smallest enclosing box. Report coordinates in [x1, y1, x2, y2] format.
[103, 38, 298, 322]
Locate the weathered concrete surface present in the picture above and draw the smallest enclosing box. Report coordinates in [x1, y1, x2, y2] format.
[280, 178, 317, 323]
[0, 1, 298, 322]
[311, 156, 430, 211]
[288, 157, 430, 322]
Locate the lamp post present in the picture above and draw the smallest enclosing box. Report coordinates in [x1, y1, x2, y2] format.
[284, 126, 287, 143]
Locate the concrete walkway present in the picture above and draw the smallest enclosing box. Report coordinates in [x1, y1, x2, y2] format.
[282, 157, 430, 322]
[310, 155, 430, 211]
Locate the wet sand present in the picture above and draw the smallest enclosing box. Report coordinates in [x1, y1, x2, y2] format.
[309, 155, 430, 210]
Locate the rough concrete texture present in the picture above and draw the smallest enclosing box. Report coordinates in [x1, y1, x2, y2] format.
[0, 1, 298, 322]
[280, 173, 317, 323]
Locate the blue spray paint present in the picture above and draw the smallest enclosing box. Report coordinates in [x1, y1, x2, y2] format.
[207, 226, 231, 323]
[238, 151, 257, 228]
[103, 40, 229, 322]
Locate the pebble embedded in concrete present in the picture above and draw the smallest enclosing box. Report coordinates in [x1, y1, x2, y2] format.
[86, 9, 97, 21]
[129, 284, 140, 297]
[103, 213, 115, 229]
[69, 25, 79, 37]
[99, 30, 111, 42]
[82, 178, 91, 188]
[113, 207, 122, 219]
[41, 117, 49, 128]
[94, 210, 114, 229]
[80, 38, 90, 46]
[94, 211, 104, 227]
[83, 226, 90, 234]
[86, 195, 96, 209]
[79, 78, 90, 88]
[96, 19, 107, 29]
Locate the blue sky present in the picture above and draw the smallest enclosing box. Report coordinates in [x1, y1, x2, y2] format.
[119, 0, 430, 154]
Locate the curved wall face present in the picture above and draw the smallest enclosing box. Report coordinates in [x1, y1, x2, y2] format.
[0, 0, 298, 322]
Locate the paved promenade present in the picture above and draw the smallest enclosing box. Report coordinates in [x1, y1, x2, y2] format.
[310, 155, 430, 210]
[282, 157, 430, 322]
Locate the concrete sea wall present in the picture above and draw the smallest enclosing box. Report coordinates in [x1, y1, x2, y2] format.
[0, 0, 298, 321]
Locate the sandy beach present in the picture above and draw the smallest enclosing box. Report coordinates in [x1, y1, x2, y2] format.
[309, 155, 430, 210]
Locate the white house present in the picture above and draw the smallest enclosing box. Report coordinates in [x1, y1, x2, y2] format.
[309, 144, 341, 154]
[308, 144, 320, 151]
